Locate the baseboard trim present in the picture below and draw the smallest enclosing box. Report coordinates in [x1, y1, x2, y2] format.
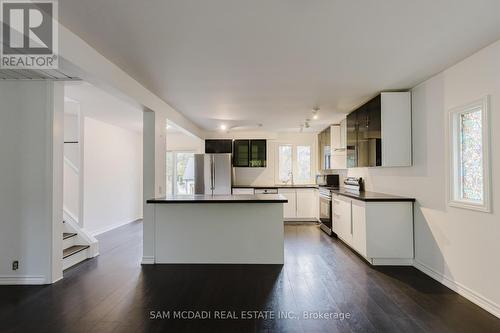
[52, 276, 63, 284]
[371, 258, 413, 266]
[91, 218, 142, 236]
[413, 260, 500, 319]
[0, 275, 47, 285]
[141, 256, 155, 264]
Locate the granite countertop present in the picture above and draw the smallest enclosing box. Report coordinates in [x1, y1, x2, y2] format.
[331, 189, 415, 202]
[232, 184, 319, 189]
[147, 194, 288, 204]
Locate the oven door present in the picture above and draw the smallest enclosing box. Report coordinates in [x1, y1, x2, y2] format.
[319, 195, 332, 233]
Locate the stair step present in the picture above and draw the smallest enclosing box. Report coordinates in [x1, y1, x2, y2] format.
[63, 232, 77, 240]
[63, 245, 89, 259]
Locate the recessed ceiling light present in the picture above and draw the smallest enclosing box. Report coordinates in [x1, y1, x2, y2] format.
[312, 114, 319, 120]
[220, 124, 227, 130]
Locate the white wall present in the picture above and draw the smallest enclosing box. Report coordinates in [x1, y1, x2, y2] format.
[205, 131, 318, 186]
[348, 40, 500, 316]
[166, 131, 204, 153]
[0, 81, 63, 284]
[82, 117, 143, 235]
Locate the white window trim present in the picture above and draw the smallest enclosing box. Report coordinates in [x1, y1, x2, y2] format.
[275, 143, 314, 185]
[447, 96, 491, 213]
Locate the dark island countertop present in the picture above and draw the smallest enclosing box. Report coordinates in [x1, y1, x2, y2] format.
[331, 189, 415, 202]
[232, 184, 318, 189]
[147, 194, 288, 204]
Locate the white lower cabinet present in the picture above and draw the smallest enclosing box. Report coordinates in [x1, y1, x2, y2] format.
[332, 193, 413, 265]
[351, 200, 367, 257]
[296, 188, 318, 219]
[278, 189, 297, 219]
[279, 188, 318, 221]
[332, 194, 351, 244]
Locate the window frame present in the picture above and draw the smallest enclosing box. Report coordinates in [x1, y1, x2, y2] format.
[448, 96, 491, 213]
[275, 143, 314, 185]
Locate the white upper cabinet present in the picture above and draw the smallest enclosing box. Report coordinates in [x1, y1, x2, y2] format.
[331, 119, 347, 150]
[330, 120, 347, 169]
[380, 92, 412, 167]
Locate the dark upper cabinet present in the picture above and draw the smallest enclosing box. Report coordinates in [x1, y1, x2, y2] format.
[346, 110, 358, 168]
[345, 92, 411, 168]
[233, 140, 250, 167]
[250, 139, 267, 167]
[356, 96, 382, 167]
[367, 95, 382, 166]
[233, 139, 266, 167]
[357, 104, 370, 167]
[205, 139, 233, 154]
[318, 127, 331, 170]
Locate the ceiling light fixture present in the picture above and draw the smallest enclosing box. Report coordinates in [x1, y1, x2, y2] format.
[220, 124, 227, 130]
[312, 106, 320, 120]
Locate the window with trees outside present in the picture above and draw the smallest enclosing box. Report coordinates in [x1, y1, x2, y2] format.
[166, 151, 195, 195]
[277, 144, 313, 184]
[449, 96, 491, 212]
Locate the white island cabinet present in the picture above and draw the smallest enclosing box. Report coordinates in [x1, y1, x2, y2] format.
[147, 194, 287, 264]
[332, 191, 414, 265]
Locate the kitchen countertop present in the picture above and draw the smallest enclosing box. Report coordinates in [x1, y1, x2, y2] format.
[232, 184, 319, 189]
[147, 194, 288, 204]
[331, 189, 415, 202]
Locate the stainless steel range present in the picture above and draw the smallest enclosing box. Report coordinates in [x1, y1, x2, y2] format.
[316, 174, 340, 235]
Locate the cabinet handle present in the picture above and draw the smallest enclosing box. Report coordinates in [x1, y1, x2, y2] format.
[350, 203, 353, 235]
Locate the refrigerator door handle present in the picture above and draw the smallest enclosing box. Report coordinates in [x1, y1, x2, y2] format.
[210, 155, 215, 192]
[213, 158, 216, 191]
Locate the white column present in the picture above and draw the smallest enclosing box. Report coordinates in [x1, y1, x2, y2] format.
[0, 81, 64, 284]
[142, 109, 166, 264]
[50, 82, 64, 283]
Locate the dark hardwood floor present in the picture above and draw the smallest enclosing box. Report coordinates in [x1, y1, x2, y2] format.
[1, 221, 499, 332]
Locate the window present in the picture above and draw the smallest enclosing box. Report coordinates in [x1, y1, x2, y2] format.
[449, 97, 491, 212]
[297, 145, 311, 183]
[278, 145, 292, 183]
[277, 144, 313, 184]
[166, 151, 195, 195]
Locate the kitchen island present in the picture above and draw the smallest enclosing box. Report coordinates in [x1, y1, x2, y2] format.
[146, 194, 287, 264]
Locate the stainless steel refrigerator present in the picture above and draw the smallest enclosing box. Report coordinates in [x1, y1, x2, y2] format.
[194, 154, 232, 195]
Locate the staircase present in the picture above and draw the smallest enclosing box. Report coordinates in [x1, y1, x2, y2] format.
[62, 218, 98, 270]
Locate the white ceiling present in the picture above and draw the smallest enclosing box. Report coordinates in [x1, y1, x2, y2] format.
[65, 82, 143, 133]
[60, 0, 500, 132]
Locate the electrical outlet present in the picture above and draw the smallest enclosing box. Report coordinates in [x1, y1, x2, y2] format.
[12, 260, 19, 271]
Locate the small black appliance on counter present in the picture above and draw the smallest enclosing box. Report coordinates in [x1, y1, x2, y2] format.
[344, 177, 364, 192]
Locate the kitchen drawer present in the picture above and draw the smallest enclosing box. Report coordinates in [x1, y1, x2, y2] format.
[255, 188, 278, 194]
